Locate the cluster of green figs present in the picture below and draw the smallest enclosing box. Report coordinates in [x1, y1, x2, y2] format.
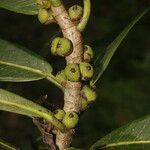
[37, 0, 83, 24]
[53, 42, 96, 128]
[37, 0, 96, 129]
[53, 43, 96, 129]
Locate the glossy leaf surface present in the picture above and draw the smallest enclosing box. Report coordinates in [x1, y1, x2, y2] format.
[0, 0, 38, 15]
[92, 8, 149, 85]
[90, 116, 150, 149]
[0, 89, 65, 132]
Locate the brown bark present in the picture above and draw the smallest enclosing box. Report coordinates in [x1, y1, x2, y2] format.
[51, 5, 83, 150]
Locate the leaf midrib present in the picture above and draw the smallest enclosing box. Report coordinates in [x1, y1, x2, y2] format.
[0, 60, 46, 77]
[0, 141, 16, 150]
[99, 140, 150, 149]
[0, 60, 63, 90]
[0, 99, 52, 119]
[0, 97, 65, 132]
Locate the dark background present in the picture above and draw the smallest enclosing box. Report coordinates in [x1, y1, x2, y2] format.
[0, 0, 150, 149]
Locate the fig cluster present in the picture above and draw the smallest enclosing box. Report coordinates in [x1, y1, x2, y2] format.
[37, 0, 62, 24]
[37, 1, 83, 24]
[36, 0, 96, 130]
[54, 109, 79, 129]
[54, 43, 96, 110]
[80, 46, 96, 110]
[50, 37, 95, 84]
[36, 0, 54, 24]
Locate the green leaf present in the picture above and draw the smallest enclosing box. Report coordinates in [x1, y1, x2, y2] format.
[0, 39, 63, 89]
[91, 8, 150, 85]
[0, 0, 38, 15]
[0, 88, 65, 132]
[0, 138, 19, 150]
[90, 115, 150, 150]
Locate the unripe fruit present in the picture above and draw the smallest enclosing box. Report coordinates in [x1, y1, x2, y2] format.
[62, 112, 79, 129]
[51, 37, 59, 55]
[81, 98, 88, 110]
[81, 85, 96, 103]
[51, 37, 73, 57]
[56, 70, 66, 86]
[45, 10, 54, 24]
[36, 0, 51, 9]
[83, 45, 94, 62]
[51, 0, 62, 7]
[38, 8, 49, 24]
[56, 38, 73, 56]
[79, 62, 94, 81]
[68, 5, 83, 21]
[65, 63, 80, 82]
[54, 109, 65, 121]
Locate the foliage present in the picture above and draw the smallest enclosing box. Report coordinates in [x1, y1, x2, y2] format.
[90, 115, 150, 149]
[0, 0, 38, 15]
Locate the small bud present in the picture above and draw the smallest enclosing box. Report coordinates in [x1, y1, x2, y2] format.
[79, 62, 94, 81]
[83, 45, 94, 62]
[45, 10, 54, 24]
[62, 112, 79, 129]
[65, 63, 80, 82]
[81, 98, 88, 110]
[51, 0, 62, 7]
[51, 37, 73, 57]
[56, 70, 66, 86]
[36, 0, 51, 9]
[38, 8, 49, 24]
[68, 5, 83, 21]
[81, 85, 96, 103]
[54, 109, 65, 121]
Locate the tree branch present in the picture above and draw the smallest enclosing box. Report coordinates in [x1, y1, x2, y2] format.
[49, 0, 91, 149]
[51, 3, 83, 150]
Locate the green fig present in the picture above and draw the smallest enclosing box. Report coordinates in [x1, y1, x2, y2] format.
[62, 112, 79, 129]
[54, 109, 65, 121]
[38, 8, 49, 24]
[51, 37, 73, 57]
[36, 0, 51, 9]
[81, 85, 96, 103]
[51, 0, 62, 7]
[83, 45, 94, 62]
[79, 62, 94, 81]
[81, 98, 88, 110]
[68, 5, 83, 21]
[65, 63, 80, 82]
[56, 70, 66, 86]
